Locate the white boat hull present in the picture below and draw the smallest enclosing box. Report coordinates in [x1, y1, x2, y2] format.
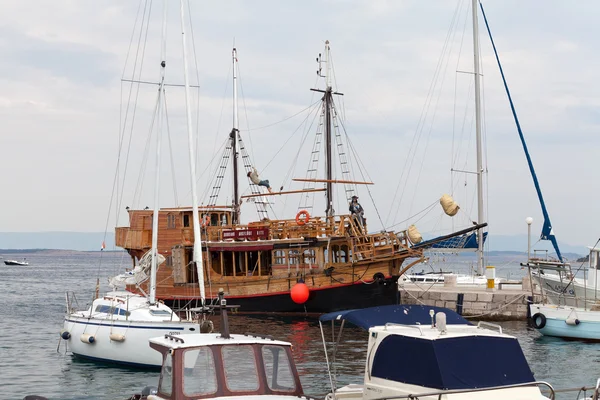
[64, 315, 200, 367]
[533, 272, 600, 307]
[529, 304, 600, 341]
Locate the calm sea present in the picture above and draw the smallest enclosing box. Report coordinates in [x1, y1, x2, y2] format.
[1, 251, 598, 400]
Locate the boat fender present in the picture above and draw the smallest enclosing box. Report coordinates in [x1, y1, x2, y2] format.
[60, 330, 71, 340]
[565, 317, 580, 326]
[531, 313, 546, 329]
[80, 333, 96, 344]
[109, 333, 126, 342]
[373, 272, 385, 284]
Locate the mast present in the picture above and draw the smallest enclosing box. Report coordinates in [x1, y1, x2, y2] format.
[472, 0, 485, 276]
[149, 0, 168, 305]
[179, 0, 205, 303]
[311, 40, 342, 217]
[231, 48, 240, 225]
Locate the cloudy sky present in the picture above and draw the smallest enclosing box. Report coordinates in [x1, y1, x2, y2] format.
[1, 0, 598, 251]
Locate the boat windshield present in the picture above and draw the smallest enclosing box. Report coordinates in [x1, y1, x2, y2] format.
[158, 343, 297, 397]
[159, 352, 173, 396]
[183, 347, 218, 396]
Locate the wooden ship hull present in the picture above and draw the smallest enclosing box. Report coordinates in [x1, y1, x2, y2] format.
[115, 207, 424, 313]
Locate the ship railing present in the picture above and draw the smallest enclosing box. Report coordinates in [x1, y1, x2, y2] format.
[363, 379, 600, 400]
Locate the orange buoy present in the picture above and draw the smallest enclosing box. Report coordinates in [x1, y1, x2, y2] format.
[290, 282, 309, 304]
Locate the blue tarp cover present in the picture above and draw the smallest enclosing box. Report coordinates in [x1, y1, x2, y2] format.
[371, 334, 535, 390]
[319, 305, 471, 329]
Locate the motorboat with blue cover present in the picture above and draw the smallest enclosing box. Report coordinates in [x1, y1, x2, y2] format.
[319, 304, 559, 399]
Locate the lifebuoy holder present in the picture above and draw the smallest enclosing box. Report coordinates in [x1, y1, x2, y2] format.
[296, 210, 310, 226]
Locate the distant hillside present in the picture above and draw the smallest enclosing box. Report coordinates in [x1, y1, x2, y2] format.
[0, 232, 115, 252]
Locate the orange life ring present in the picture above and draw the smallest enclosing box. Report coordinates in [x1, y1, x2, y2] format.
[201, 215, 210, 227]
[296, 210, 310, 226]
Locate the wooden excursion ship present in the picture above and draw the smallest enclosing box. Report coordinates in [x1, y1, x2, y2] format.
[114, 42, 480, 313]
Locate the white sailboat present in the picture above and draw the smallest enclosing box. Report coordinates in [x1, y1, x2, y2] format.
[60, 0, 205, 368]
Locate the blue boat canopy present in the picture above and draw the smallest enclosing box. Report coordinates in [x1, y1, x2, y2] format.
[372, 334, 535, 390]
[319, 305, 471, 329]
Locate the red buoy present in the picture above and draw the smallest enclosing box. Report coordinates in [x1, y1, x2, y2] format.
[290, 282, 309, 304]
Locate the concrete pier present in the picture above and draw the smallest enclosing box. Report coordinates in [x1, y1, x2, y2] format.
[398, 278, 544, 320]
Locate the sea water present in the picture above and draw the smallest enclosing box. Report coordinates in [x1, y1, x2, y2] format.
[1, 251, 598, 400]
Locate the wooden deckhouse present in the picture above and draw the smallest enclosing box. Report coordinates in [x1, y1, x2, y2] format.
[115, 43, 428, 313]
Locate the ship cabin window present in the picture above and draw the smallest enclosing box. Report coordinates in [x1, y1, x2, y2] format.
[221, 213, 229, 226]
[167, 214, 176, 229]
[216, 251, 269, 276]
[303, 249, 316, 265]
[183, 214, 190, 228]
[288, 250, 300, 265]
[182, 347, 218, 396]
[273, 250, 286, 265]
[331, 245, 351, 264]
[222, 345, 260, 392]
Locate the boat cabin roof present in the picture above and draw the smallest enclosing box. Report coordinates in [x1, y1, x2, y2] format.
[149, 333, 292, 349]
[319, 304, 471, 329]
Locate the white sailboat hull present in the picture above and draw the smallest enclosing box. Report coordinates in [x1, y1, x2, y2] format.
[533, 272, 600, 307]
[64, 315, 200, 367]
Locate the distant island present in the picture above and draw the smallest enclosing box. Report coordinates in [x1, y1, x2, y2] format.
[0, 231, 588, 257]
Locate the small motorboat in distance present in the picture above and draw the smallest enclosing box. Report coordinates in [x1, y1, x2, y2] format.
[4, 259, 29, 266]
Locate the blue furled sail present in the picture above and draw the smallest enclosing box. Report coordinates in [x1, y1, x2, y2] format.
[415, 232, 487, 252]
[411, 223, 488, 252]
[479, 2, 563, 262]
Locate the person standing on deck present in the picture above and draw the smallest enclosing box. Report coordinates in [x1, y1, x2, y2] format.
[349, 195, 365, 229]
[247, 167, 272, 193]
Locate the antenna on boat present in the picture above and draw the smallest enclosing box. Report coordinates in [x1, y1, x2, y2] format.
[149, 0, 168, 305]
[472, 0, 485, 276]
[231, 47, 241, 225]
[179, 0, 205, 305]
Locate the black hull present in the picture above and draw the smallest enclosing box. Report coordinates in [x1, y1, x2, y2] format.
[167, 277, 399, 314]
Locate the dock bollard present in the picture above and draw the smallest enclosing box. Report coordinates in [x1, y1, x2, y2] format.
[485, 266, 496, 290]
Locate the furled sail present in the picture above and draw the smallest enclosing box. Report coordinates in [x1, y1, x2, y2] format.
[408, 225, 423, 244]
[440, 194, 460, 217]
[109, 250, 165, 288]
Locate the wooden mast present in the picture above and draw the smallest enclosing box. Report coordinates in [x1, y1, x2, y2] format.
[232, 47, 240, 225]
[311, 40, 342, 218]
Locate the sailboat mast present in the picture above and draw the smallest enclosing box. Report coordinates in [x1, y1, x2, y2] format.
[179, 0, 205, 303]
[232, 48, 240, 225]
[149, 0, 169, 305]
[472, 0, 485, 276]
[324, 41, 334, 217]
